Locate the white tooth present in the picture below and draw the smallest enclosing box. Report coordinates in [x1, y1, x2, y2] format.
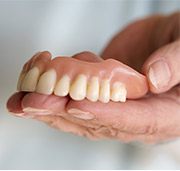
[99, 79, 110, 103]
[69, 74, 87, 100]
[36, 69, 57, 95]
[21, 67, 40, 92]
[54, 75, 70, 96]
[86, 76, 99, 102]
[17, 72, 26, 91]
[111, 82, 127, 102]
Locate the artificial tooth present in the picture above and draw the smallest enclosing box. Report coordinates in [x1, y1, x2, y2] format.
[99, 79, 110, 103]
[69, 74, 87, 100]
[17, 72, 26, 91]
[54, 75, 70, 96]
[111, 82, 127, 102]
[21, 67, 40, 92]
[86, 76, 99, 102]
[36, 69, 57, 95]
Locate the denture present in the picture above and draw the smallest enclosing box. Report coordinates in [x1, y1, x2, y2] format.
[17, 51, 148, 103]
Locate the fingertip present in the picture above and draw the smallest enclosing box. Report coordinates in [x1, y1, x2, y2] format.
[144, 59, 172, 94]
[142, 41, 180, 94]
[41, 50, 52, 57]
[72, 51, 102, 62]
[6, 92, 25, 114]
[21, 93, 69, 115]
[37, 51, 52, 61]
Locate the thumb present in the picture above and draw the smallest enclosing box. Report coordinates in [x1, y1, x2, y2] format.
[142, 40, 180, 94]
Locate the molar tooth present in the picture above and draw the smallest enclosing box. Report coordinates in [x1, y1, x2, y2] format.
[86, 76, 99, 102]
[54, 75, 70, 96]
[36, 69, 57, 95]
[21, 67, 40, 92]
[99, 79, 110, 103]
[69, 74, 87, 100]
[111, 82, 127, 102]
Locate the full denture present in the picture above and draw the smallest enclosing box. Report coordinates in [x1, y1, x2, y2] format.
[17, 52, 148, 103]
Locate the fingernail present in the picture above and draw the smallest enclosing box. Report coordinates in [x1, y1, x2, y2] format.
[68, 108, 94, 120]
[8, 111, 24, 117]
[8, 111, 35, 119]
[23, 107, 52, 115]
[148, 60, 171, 89]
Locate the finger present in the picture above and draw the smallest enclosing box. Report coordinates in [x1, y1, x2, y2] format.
[101, 15, 164, 71]
[7, 89, 179, 143]
[8, 92, 119, 140]
[72, 51, 103, 62]
[6, 91, 68, 116]
[66, 86, 180, 137]
[6, 92, 143, 142]
[142, 40, 180, 93]
[101, 12, 179, 72]
[7, 91, 112, 140]
[6, 91, 99, 140]
[21, 93, 69, 116]
[21, 90, 179, 143]
[6, 92, 26, 114]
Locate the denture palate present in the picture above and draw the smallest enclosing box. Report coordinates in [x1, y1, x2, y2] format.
[17, 56, 148, 103]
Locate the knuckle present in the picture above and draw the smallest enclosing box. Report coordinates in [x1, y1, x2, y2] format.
[88, 125, 119, 139]
[144, 121, 158, 135]
[144, 125, 158, 135]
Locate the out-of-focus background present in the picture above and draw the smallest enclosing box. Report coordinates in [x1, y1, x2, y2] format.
[0, 0, 180, 169]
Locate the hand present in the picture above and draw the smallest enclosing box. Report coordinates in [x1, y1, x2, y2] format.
[102, 12, 180, 94]
[7, 12, 180, 143]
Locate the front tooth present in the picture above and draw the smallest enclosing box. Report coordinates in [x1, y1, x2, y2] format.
[17, 72, 26, 91]
[111, 82, 127, 102]
[86, 76, 99, 102]
[36, 69, 57, 95]
[54, 75, 70, 96]
[99, 79, 110, 103]
[21, 67, 40, 92]
[69, 74, 87, 100]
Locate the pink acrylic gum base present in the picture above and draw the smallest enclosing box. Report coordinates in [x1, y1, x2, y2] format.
[22, 53, 148, 99]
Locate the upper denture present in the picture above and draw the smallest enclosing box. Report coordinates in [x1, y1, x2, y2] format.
[19, 54, 148, 103]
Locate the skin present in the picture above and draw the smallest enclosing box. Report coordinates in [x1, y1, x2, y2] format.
[7, 12, 180, 143]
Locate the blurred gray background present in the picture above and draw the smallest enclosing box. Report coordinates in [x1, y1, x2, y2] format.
[0, 0, 180, 169]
